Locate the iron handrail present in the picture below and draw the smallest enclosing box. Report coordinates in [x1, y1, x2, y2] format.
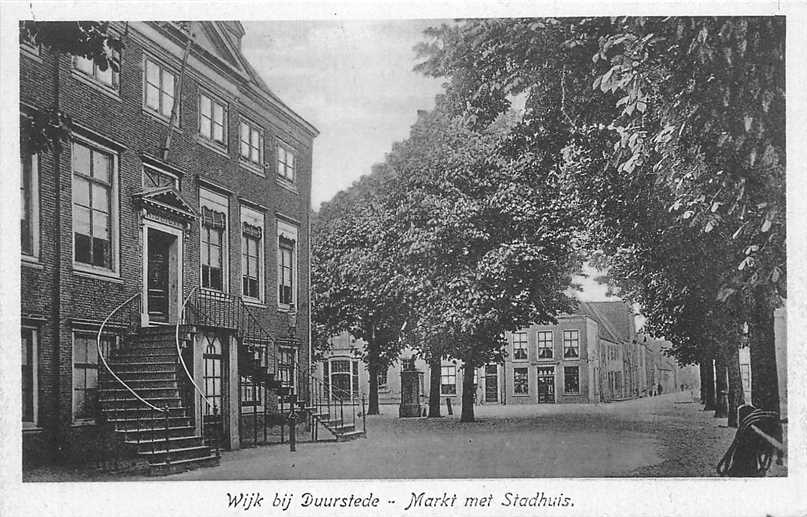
[176, 286, 216, 411]
[97, 293, 166, 414]
[293, 358, 364, 405]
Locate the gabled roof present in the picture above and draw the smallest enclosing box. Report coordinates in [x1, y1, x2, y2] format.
[578, 302, 622, 343]
[157, 22, 319, 137]
[584, 301, 635, 343]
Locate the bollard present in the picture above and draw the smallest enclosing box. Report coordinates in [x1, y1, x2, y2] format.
[361, 394, 366, 434]
[288, 410, 297, 452]
[446, 397, 453, 415]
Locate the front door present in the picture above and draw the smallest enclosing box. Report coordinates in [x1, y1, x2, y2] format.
[484, 364, 498, 403]
[147, 230, 172, 322]
[537, 366, 555, 403]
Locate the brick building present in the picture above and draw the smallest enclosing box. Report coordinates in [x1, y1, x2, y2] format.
[320, 301, 664, 409]
[20, 21, 317, 469]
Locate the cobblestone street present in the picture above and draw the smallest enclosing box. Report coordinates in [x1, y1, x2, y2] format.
[153, 391, 776, 480]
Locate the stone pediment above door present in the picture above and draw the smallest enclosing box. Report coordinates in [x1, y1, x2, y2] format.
[133, 187, 197, 230]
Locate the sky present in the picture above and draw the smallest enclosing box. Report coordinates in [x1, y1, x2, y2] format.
[242, 20, 446, 210]
[240, 20, 623, 307]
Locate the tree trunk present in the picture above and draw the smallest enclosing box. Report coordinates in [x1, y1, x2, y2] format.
[460, 361, 476, 422]
[714, 354, 728, 418]
[749, 298, 780, 412]
[428, 355, 442, 417]
[699, 358, 708, 404]
[366, 340, 380, 415]
[724, 341, 744, 428]
[702, 357, 716, 411]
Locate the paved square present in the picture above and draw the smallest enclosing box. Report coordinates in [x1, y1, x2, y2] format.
[156, 392, 753, 480]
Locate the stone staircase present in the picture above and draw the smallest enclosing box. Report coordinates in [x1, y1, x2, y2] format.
[308, 409, 366, 441]
[99, 326, 220, 476]
[300, 373, 366, 441]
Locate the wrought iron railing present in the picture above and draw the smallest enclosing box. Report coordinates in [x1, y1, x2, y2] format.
[175, 288, 366, 445]
[292, 358, 366, 442]
[97, 293, 166, 414]
[181, 289, 275, 375]
[97, 293, 176, 469]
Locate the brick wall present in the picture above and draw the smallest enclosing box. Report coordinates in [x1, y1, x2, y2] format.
[20, 22, 315, 462]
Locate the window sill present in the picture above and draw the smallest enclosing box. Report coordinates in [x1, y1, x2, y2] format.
[201, 287, 229, 297]
[196, 136, 231, 159]
[142, 108, 182, 132]
[21, 256, 44, 270]
[23, 423, 42, 432]
[512, 393, 530, 397]
[239, 160, 266, 177]
[242, 298, 266, 308]
[20, 48, 43, 63]
[277, 305, 296, 313]
[73, 267, 123, 283]
[70, 71, 122, 102]
[275, 178, 298, 194]
[71, 420, 97, 428]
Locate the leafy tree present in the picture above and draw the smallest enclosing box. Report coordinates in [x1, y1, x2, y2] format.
[415, 17, 785, 413]
[380, 107, 581, 422]
[312, 167, 409, 415]
[19, 21, 124, 154]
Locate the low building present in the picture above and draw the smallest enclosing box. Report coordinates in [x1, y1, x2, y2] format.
[318, 301, 669, 409]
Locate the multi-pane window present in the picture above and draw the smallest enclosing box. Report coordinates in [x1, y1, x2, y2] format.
[563, 329, 580, 358]
[241, 207, 264, 301]
[440, 365, 457, 395]
[199, 93, 227, 146]
[536, 331, 553, 359]
[72, 141, 114, 270]
[200, 188, 228, 291]
[276, 141, 296, 182]
[512, 331, 528, 361]
[144, 58, 177, 119]
[22, 328, 36, 423]
[240, 376, 262, 410]
[279, 238, 294, 306]
[564, 366, 580, 394]
[278, 348, 296, 389]
[328, 359, 358, 400]
[513, 367, 529, 395]
[73, 332, 114, 421]
[202, 333, 223, 416]
[377, 368, 388, 389]
[239, 119, 263, 166]
[21, 150, 38, 257]
[74, 47, 120, 91]
[277, 220, 298, 308]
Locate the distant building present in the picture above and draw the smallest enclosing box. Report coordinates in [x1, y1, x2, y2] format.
[319, 301, 681, 408]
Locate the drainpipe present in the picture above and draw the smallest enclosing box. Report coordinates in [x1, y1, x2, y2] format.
[52, 49, 63, 457]
[161, 24, 194, 161]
